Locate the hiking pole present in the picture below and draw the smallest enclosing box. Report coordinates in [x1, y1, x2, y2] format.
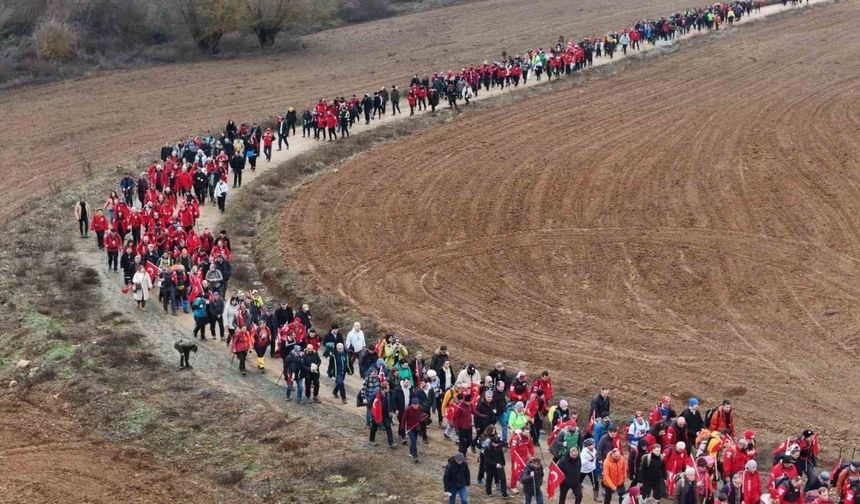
[230, 353, 235, 366]
[275, 372, 283, 386]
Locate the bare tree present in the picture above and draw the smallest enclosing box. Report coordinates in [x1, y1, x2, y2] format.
[246, 0, 302, 48]
[173, 0, 248, 53]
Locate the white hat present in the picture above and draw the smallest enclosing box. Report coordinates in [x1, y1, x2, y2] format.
[426, 370, 437, 379]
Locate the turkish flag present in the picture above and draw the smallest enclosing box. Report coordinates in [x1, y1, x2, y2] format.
[187, 273, 202, 303]
[378, 367, 387, 384]
[510, 448, 527, 488]
[586, 410, 596, 435]
[470, 383, 480, 407]
[547, 460, 564, 499]
[145, 260, 160, 282]
[120, 285, 132, 294]
[371, 392, 383, 424]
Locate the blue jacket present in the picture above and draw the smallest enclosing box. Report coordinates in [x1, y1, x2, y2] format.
[192, 297, 208, 318]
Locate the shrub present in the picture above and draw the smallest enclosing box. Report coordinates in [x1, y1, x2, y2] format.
[33, 18, 77, 61]
[336, 0, 393, 23]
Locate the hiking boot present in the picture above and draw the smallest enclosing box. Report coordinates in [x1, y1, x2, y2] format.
[477, 479, 484, 486]
[313, 397, 321, 403]
[369, 441, 377, 447]
[285, 397, 292, 402]
[593, 489, 600, 501]
[413, 458, 419, 464]
[388, 443, 396, 449]
[185, 365, 193, 370]
[341, 398, 347, 405]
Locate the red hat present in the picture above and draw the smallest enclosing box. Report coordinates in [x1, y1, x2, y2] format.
[743, 430, 755, 440]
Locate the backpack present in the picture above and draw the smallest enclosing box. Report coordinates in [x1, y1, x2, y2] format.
[704, 407, 717, 427]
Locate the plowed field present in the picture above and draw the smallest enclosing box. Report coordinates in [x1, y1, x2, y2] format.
[2, 0, 707, 221]
[280, 2, 860, 438]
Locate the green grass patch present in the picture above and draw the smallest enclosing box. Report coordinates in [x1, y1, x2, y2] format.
[126, 403, 156, 435]
[24, 311, 62, 337]
[44, 341, 76, 362]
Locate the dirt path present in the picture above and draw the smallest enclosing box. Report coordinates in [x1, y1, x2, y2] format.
[71, 1, 834, 493]
[279, 0, 860, 444]
[0, 0, 805, 222]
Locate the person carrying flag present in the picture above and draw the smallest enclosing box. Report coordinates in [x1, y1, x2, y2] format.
[556, 446, 583, 504]
[369, 381, 395, 448]
[510, 428, 535, 494]
[403, 397, 427, 462]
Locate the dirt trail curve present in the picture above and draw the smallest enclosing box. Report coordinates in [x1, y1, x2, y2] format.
[280, 0, 859, 443]
[1, 0, 799, 222]
[72, 1, 833, 489]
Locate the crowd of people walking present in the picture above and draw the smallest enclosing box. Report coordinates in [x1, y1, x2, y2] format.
[69, 0, 838, 502]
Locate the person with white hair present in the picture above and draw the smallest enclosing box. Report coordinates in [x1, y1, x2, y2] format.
[346, 321, 367, 374]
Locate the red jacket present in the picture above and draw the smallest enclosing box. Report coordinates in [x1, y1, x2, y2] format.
[664, 447, 693, 475]
[104, 233, 122, 252]
[449, 401, 472, 429]
[723, 445, 749, 478]
[179, 208, 195, 228]
[403, 405, 426, 432]
[90, 214, 108, 232]
[743, 469, 762, 504]
[326, 114, 337, 128]
[768, 463, 798, 490]
[232, 329, 252, 353]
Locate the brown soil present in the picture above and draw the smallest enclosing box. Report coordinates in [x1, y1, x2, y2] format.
[280, 0, 859, 442]
[1, 0, 710, 222]
[0, 397, 229, 504]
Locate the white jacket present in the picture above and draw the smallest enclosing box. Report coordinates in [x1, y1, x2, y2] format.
[581, 446, 597, 473]
[345, 328, 366, 352]
[224, 302, 239, 329]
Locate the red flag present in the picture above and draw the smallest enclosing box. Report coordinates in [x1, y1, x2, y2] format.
[510, 448, 527, 488]
[547, 460, 564, 499]
[587, 410, 596, 435]
[120, 285, 132, 294]
[525, 393, 539, 419]
[187, 273, 202, 303]
[470, 383, 481, 407]
[379, 367, 387, 384]
[145, 260, 159, 282]
[371, 392, 383, 424]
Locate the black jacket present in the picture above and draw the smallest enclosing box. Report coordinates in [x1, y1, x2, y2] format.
[680, 408, 704, 439]
[520, 465, 544, 495]
[489, 369, 510, 387]
[392, 386, 413, 415]
[590, 394, 611, 418]
[558, 454, 583, 486]
[443, 457, 470, 492]
[483, 438, 506, 469]
[475, 399, 498, 432]
[299, 352, 321, 379]
[638, 453, 667, 486]
[274, 306, 293, 327]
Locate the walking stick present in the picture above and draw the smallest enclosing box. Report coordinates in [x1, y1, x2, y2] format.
[275, 371, 283, 386]
[230, 353, 235, 366]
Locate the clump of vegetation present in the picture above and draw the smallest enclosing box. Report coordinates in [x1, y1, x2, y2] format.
[33, 18, 77, 61]
[0, 0, 461, 87]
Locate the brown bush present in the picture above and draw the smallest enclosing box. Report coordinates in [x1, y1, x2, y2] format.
[33, 18, 77, 61]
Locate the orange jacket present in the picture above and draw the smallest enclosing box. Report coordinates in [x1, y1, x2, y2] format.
[708, 406, 735, 437]
[602, 453, 627, 490]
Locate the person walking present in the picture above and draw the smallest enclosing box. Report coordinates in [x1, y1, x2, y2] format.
[74, 197, 90, 238]
[602, 448, 628, 504]
[403, 397, 427, 462]
[277, 117, 290, 151]
[558, 447, 584, 504]
[444, 453, 471, 504]
[390, 85, 401, 115]
[90, 209, 108, 249]
[483, 430, 509, 497]
[192, 294, 209, 339]
[283, 341, 304, 402]
[302, 345, 322, 403]
[328, 343, 352, 404]
[207, 291, 225, 340]
[231, 325, 252, 376]
[131, 264, 152, 311]
[369, 381, 396, 447]
[520, 457, 545, 504]
[582, 438, 600, 501]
